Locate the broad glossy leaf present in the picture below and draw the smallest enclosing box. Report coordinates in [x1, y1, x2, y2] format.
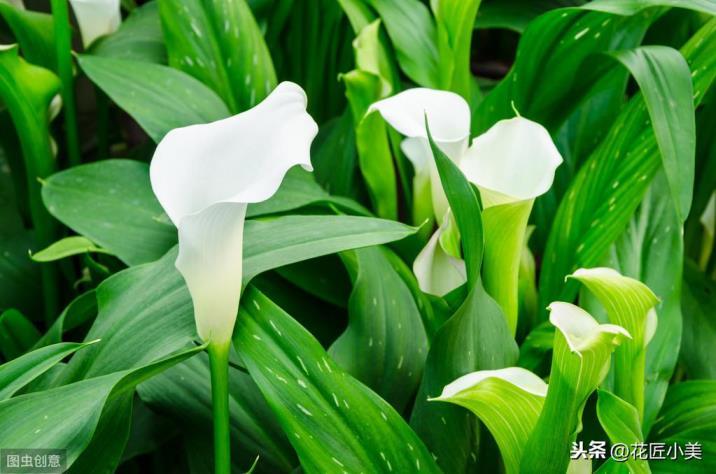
[596, 390, 649, 474]
[158, 0, 276, 112]
[30, 236, 109, 262]
[411, 280, 518, 473]
[0, 309, 39, 360]
[138, 354, 297, 473]
[427, 120, 483, 283]
[91, 1, 166, 63]
[608, 46, 695, 221]
[0, 341, 96, 400]
[78, 55, 230, 142]
[57, 215, 417, 380]
[329, 246, 428, 412]
[432, 367, 547, 474]
[649, 381, 716, 473]
[234, 286, 441, 473]
[367, 0, 440, 88]
[0, 0, 55, 69]
[0, 344, 203, 470]
[539, 19, 716, 318]
[42, 160, 371, 266]
[41, 159, 176, 266]
[34, 290, 97, 348]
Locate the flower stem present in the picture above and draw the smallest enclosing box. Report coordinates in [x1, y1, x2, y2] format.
[50, 0, 81, 167]
[207, 340, 231, 474]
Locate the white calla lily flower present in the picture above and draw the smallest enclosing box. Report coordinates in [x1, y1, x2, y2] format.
[436, 367, 548, 400]
[459, 117, 563, 208]
[413, 212, 467, 297]
[69, 0, 121, 48]
[368, 88, 563, 316]
[368, 88, 470, 221]
[548, 302, 631, 353]
[150, 81, 318, 345]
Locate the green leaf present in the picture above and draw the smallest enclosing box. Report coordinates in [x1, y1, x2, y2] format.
[57, 215, 417, 380]
[521, 302, 630, 474]
[539, 18, 716, 320]
[569, 267, 659, 419]
[0, 344, 204, 470]
[41, 159, 176, 266]
[649, 381, 716, 473]
[367, 0, 440, 88]
[410, 280, 518, 473]
[596, 390, 650, 474]
[42, 160, 371, 266]
[91, 1, 167, 64]
[0, 308, 40, 360]
[680, 262, 716, 379]
[30, 236, 110, 262]
[344, 69, 397, 220]
[234, 286, 441, 473]
[329, 246, 428, 412]
[0, 0, 55, 70]
[431, 0, 482, 100]
[77, 55, 230, 143]
[34, 290, 97, 348]
[0, 44, 60, 316]
[431, 367, 547, 474]
[158, 0, 276, 112]
[138, 354, 297, 472]
[607, 46, 695, 221]
[426, 117, 483, 284]
[0, 341, 97, 400]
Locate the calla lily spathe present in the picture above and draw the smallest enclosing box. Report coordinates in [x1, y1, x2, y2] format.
[69, 0, 121, 48]
[369, 88, 562, 303]
[150, 81, 318, 344]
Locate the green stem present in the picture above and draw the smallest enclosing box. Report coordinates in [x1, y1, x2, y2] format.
[208, 340, 231, 474]
[51, 0, 81, 167]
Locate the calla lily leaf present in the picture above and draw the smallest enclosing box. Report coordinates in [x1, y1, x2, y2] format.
[30, 235, 110, 262]
[0, 309, 40, 360]
[699, 190, 715, 269]
[78, 55, 231, 143]
[0, 0, 55, 70]
[569, 266, 659, 418]
[90, 1, 166, 64]
[69, 0, 121, 48]
[158, 0, 276, 112]
[0, 341, 97, 400]
[596, 390, 649, 474]
[234, 286, 441, 473]
[0, 343, 204, 471]
[432, 367, 547, 474]
[521, 302, 630, 474]
[411, 279, 518, 473]
[329, 246, 429, 412]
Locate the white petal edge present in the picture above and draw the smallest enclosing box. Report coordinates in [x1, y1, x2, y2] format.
[413, 214, 466, 297]
[69, 0, 121, 48]
[459, 117, 563, 206]
[548, 302, 631, 353]
[150, 81, 318, 226]
[175, 203, 247, 344]
[436, 367, 548, 400]
[368, 88, 471, 158]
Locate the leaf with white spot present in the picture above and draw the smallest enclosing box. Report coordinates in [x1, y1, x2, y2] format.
[234, 286, 441, 473]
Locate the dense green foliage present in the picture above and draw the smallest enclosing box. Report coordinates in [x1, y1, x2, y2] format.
[0, 0, 715, 472]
